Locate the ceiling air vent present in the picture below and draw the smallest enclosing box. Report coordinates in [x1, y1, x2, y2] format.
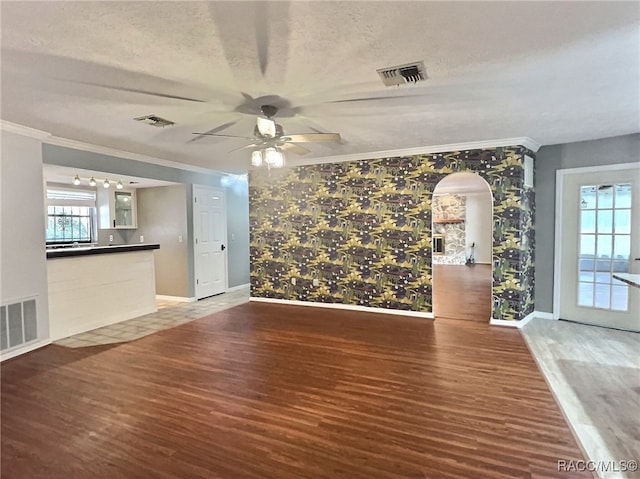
[134, 114, 175, 127]
[377, 61, 427, 87]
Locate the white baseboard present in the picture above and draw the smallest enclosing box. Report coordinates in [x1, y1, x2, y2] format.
[490, 318, 520, 328]
[156, 295, 197, 303]
[249, 297, 435, 319]
[1, 338, 52, 362]
[226, 283, 250, 293]
[490, 310, 554, 329]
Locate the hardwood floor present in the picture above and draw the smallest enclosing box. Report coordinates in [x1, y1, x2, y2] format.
[1, 303, 589, 479]
[433, 264, 492, 321]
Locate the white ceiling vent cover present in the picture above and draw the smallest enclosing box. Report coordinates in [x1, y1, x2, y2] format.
[134, 115, 175, 127]
[377, 61, 427, 87]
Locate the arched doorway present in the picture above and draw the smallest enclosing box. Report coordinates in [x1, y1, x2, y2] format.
[432, 172, 493, 321]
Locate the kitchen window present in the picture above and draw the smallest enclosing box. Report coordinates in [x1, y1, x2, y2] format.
[46, 187, 97, 244]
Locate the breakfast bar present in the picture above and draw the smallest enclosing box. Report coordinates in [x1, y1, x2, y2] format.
[47, 244, 160, 340]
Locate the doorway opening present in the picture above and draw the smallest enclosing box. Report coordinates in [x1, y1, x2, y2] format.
[432, 172, 493, 321]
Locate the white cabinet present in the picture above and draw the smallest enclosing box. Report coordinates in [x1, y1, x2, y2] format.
[97, 188, 137, 229]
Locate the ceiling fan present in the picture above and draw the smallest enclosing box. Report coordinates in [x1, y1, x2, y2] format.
[192, 104, 341, 168]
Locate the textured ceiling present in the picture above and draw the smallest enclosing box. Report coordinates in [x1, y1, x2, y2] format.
[2, 1, 639, 174]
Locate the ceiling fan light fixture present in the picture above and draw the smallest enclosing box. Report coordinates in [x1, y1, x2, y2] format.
[251, 150, 263, 167]
[264, 147, 285, 168]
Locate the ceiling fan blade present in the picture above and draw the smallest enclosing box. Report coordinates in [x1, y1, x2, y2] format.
[280, 143, 310, 156]
[191, 132, 256, 140]
[227, 143, 261, 154]
[281, 133, 341, 143]
[70, 81, 207, 103]
[329, 94, 427, 104]
[188, 120, 241, 143]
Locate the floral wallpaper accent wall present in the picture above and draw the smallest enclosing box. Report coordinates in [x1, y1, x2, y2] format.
[249, 146, 535, 321]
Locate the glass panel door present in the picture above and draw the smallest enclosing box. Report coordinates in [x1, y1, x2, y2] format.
[559, 166, 639, 331]
[114, 191, 133, 227]
[578, 184, 631, 311]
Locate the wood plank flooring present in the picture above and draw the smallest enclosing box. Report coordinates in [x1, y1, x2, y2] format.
[1, 303, 589, 479]
[433, 264, 492, 321]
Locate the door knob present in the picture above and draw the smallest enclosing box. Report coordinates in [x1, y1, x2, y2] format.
[221, 244, 226, 251]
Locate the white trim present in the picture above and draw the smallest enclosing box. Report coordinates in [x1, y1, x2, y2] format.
[155, 295, 197, 303]
[534, 311, 555, 320]
[298, 137, 541, 167]
[249, 297, 435, 319]
[553, 168, 565, 320]
[554, 162, 640, 176]
[490, 310, 538, 329]
[553, 162, 640, 321]
[490, 318, 519, 328]
[226, 283, 250, 293]
[0, 339, 52, 362]
[0, 120, 51, 140]
[45, 135, 229, 176]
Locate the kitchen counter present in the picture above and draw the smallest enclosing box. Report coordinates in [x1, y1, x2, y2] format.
[46, 243, 159, 259]
[613, 273, 640, 288]
[47, 244, 159, 340]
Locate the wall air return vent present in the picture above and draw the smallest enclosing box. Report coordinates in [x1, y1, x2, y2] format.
[1, 297, 38, 352]
[377, 61, 427, 87]
[134, 115, 175, 127]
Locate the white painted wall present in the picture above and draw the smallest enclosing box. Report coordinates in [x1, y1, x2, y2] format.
[465, 192, 493, 264]
[1, 130, 50, 357]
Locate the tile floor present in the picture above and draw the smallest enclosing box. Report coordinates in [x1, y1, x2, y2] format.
[54, 286, 250, 348]
[522, 318, 640, 479]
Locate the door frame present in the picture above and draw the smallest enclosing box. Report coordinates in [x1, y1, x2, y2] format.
[192, 185, 228, 299]
[553, 162, 639, 320]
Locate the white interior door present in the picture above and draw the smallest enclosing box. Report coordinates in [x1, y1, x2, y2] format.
[557, 165, 639, 331]
[193, 186, 227, 299]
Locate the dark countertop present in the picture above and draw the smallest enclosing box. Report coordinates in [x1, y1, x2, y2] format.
[46, 243, 160, 259]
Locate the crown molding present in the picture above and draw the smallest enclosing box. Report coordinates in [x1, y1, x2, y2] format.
[45, 135, 230, 176]
[0, 120, 52, 140]
[300, 137, 541, 167]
